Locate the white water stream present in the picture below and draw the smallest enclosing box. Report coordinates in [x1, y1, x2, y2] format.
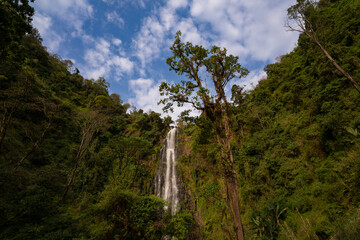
[155, 127, 180, 215]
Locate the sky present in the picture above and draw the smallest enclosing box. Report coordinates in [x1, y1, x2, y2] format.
[31, 0, 299, 120]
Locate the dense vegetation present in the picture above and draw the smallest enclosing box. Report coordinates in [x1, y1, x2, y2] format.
[1, 0, 360, 239]
[175, 0, 360, 239]
[0, 1, 194, 239]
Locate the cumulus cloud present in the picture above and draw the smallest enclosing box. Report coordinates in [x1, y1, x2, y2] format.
[32, 13, 63, 52]
[32, 12, 51, 34]
[106, 11, 125, 28]
[189, 0, 298, 62]
[35, 0, 93, 16]
[240, 70, 267, 91]
[82, 38, 134, 81]
[177, 18, 208, 46]
[34, 0, 93, 34]
[168, 0, 188, 9]
[102, 0, 148, 8]
[129, 78, 163, 113]
[132, 0, 193, 72]
[33, 0, 134, 88]
[112, 38, 122, 46]
[32, 0, 94, 54]
[132, 0, 298, 72]
[132, 16, 170, 71]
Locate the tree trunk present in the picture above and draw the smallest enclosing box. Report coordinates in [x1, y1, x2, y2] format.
[61, 132, 87, 203]
[225, 168, 245, 240]
[61, 157, 80, 203]
[304, 31, 360, 93]
[223, 138, 245, 240]
[217, 113, 245, 240]
[318, 42, 360, 93]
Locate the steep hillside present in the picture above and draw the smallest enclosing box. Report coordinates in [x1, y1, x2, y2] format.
[0, 1, 193, 239]
[176, 0, 360, 239]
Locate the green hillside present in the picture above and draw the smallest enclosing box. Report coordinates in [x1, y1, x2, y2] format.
[175, 0, 360, 239]
[0, 1, 185, 239]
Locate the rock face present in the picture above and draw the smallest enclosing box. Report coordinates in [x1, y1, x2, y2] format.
[155, 127, 180, 215]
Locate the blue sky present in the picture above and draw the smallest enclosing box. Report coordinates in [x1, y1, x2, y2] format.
[31, 0, 299, 119]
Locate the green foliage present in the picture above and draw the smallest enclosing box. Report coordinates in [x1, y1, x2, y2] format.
[250, 199, 287, 240]
[167, 211, 194, 240]
[175, 126, 234, 239]
[159, 30, 248, 117]
[0, 5, 172, 239]
[0, 0, 35, 61]
[332, 208, 360, 240]
[85, 186, 166, 239]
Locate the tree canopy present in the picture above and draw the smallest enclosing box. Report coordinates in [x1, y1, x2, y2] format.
[159, 31, 249, 118]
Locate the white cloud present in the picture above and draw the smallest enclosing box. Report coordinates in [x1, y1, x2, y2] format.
[189, 0, 298, 62]
[177, 18, 208, 46]
[113, 56, 134, 74]
[132, 16, 167, 70]
[35, 0, 92, 31]
[236, 69, 267, 91]
[106, 11, 125, 28]
[34, 0, 93, 46]
[168, 0, 188, 9]
[129, 78, 162, 112]
[32, 12, 51, 34]
[82, 38, 134, 81]
[32, 13, 63, 52]
[33, 0, 300, 120]
[132, 0, 193, 73]
[102, 0, 148, 8]
[112, 38, 122, 46]
[35, 0, 93, 18]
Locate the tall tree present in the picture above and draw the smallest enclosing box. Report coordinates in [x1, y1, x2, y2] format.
[159, 31, 249, 240]
[286, 0, 360, 93]
[61, 109, 108, 202]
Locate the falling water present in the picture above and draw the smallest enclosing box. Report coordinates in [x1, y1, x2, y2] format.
[155, 127, 180, 215]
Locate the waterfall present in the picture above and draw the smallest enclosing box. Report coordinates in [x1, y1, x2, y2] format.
[155, 127, 180, 215]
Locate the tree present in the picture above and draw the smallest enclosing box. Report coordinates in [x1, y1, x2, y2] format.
[0, 0, 36, 149]
[0, 0, 35, 61]
[159, 31, 249, 240]
[0, 65, 40, 150]
[286, 0, 360, 93]
[61, 109, 109, 202]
